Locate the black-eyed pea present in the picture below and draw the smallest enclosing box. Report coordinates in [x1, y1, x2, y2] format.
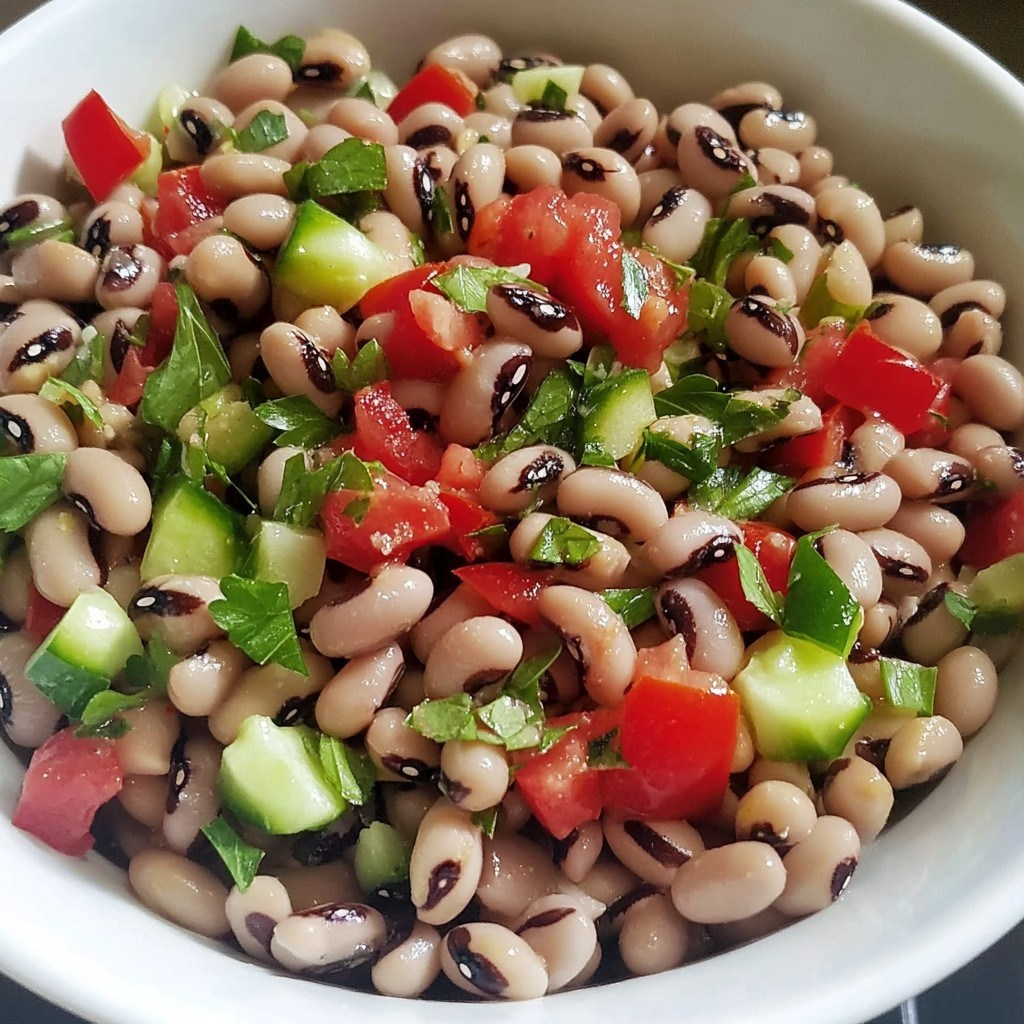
[109, 699, 179, 777]
[734, 780, 818, 853]
[391, 665, 427, 714]
[580, 63, 634, 115]
[767, 224, 821, 302]
[256, 446, 310, 517]
[513, 893, 598, 992]
[954, 354, 1024, 432]
[486, 286, 582, 360]
[553, 821, 604, 884]
[848, 648, 885, 700]
[511, 109, 593, 154]
[0, 194, 69, 254]
[62, 446, 151, 536]
[367, 707, 441, 783]
[442, 922, 547, 1000]
[671, 841, 786, 924]
[848, 419, 905, 475]
[459, 111, 513, 152]
[371, 920, 443, 997]
[593, 98, 658, 165]
[293, 29, 370, 90]
[864, 292, 942, 360]
[537, 585, 636, 707]
[884, 715, 963, 790]
[666, 102, 738, 150]
[636, 169, 684, 223]
[166, 639, 248, 718]
[259, 322, 341, 415]
[438, 338, 531, 446]
[858, 599, 899, 651]
[814, 186, 885, 268]
[732, 715, 756, 774]
[24, 503, 102, 607]
[231, 100, 307, 163]
[743, 254, 798, 305]
[709, 81, 783, 125]
[477, 831, 559, 919]
[948, 422, 1006, 462]
[885, 448, 974, 503]
[821, 757, 894, 843]
[787, 468, 901, 533]
[225, 876, 293, 964]
[640, 186, 712, 265]
[397, 101, 464, 152]
[644, 511, 742, 576]
[384, 145, 434, 235]
[731, 390, 822, 453]
[0, 632, 62, 749]
[117, 774, 167, 830]
[738, 107, 816, 153]
[556, 466, 667, 542]
[857, 528, 932, 599]
[409, 584, 493, 664]
[0, 547, 31, 625]
[448, 143, 506, 241]
[381, 785, 436, 845]
[223, 193, 295, 252]
[561, 147, 641, 224]
[748, 758, 815, 798]
[816, 529, 883, 609]
[440, 740, 510, 813]
[883, 204, 924, 246]
[796, 145, 833, 189]
[881, 241, 975, 298]
[276, 860, 362, 911]
[324, 96, 397, 145]
[815, 238, 873, 312]
[129, 575, 223, 655]
[410, 797, 483, 925]
[934, 646, 998, 738]
[423, 615, 523, 699]
[503, 145, 563, 193]
[773, 815, 860, 917]
[185, 235, 268, 322]
[271, 902, 386, 975]
[751, 147, 801, 186]
[636, 415, 725, 499]
[675, 123, 755, 200]
[930, 278, 1005, 330]
[972, 446, 1024, 495]
[482, 82, 523, 119]
[0, 393, 77, 454]
[725, 295, 802, 367]
[0, 301, 80, 393]
[900, 581, 969, 666]
[80, 200, 144, 260]
[565, 94, 606, 137]
[422, 34, 500, 87]
[11, 240, 98, 305]
[655, 579, 744, 681]
[167, 96, 234, 163]
[603, 813, 704, 889]
[227, 330, 262, 384]
[357, 209, 417, 271]
[162, 732, 221, 853]
[315, 642, 404, 739]
[207, 648, 332, 744]
[200, 152, 293, 200]
[211, 52, 293, 111]
[940, 306, 1003, 359]
[293, 304, 355, 359]
[129, 848, 230, 938]
[809, 174, 850, 197]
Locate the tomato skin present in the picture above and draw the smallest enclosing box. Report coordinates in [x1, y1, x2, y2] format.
[12, 728, 123, 856]
[824, 324, 943, 434]
[62, 91, 149, 201]
[321, 482, 451, 573]
[769, 322, 847, 408]
[453, 563, 555, 627]
[601, 675, 739, 820]
[387, 65, 478, 124]
[140, 281, 179, 367]
[24, 585, 66, 642]
[351, 382, 444, 486]
[150, 166, 227, 255]
[106, 347, 151, 408]
[960, 492, 1024, 569]
[696, 522, 796, 632]
[764, 404, 863, 475]
[438, 492, 500, 561]
[436, 443, 487, 492]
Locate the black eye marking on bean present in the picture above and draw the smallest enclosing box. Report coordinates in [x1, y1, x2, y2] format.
[423, 860, 462, 911]
[855, 737, 891, 772]
[494, 284, 578, 333]
[664, 123, 682, 146]
[747, 822, 793, 856]
[298, 901, 369, 923]
[412, 158, 436, 220]
[438, 771, 472, 805]
[716, 102, 766, 131]
[8, 326, 74, 372]
[551, 828, 580, 866]
[166, 733, 190, 814]
[873, 551, 928, 583]
[904, 584, 952, 628]
[672, 534, 737, 577]
[822, 757, 852, 791]
[85, 525, 108, 588]
[244, 912, 277, 953]
[128, 586, 204, 620]
[934, 462, 974, 497]
[866, 302, 894, 321]
[603, 883, 660, 925]
[622, 819, 691, 867]
[66, 492, 98, 529]
[0, 611, 16, 635]
[0, 671, 12, 728]
[179, 109, 215, 156]
[514, 450, 565, 493]
[764, 109, 807, 128]
[839, 440, 857, 468]
[292, 822, 357, 867]
[381, 754, 434, 782]
[648, 186, 691, 225]
[559, 631, 586, 667]
[885, 204, 916, 220]
[108, 319, 131, 375]
[1, 307, 23, 327]
[497, 55, 559, 81]
[830, 856, 857, 901]
[847, 641, 880, 665]
[817, 218, 844, 245]
[83, 216, 113, 260]
[454, 179, 475, 241]
[274, 694, 317, 728]
[938, 300, 987, 330]
[102, 247, 145, 293]
[0, 408, 32, 453]
[294, 61, 344, 84]
[518, 107, 576, 124]
[405, 124, 453, 150]
[658, 589, 697, 660]
[915, 243, 962, 262]
[694, 125, 746, 172]
[516, 906, 576, 935]
[737, 296, 799, 355]
[293, 331, 337, 393]
[0, 199, 41, 251]
[562, 152, 607, 182]
[606, 126, 641, 155]
[748, 193, 812, 236]
[446, 926, 509, 994]
[576, 513, 628, 538]
[792, 471, 878, 493]
[491, 355, 531, 426]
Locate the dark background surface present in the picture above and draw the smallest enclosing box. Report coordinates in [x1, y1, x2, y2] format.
[0, 0, 1022, 1020]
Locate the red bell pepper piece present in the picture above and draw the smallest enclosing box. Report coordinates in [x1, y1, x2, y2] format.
[824, 324, 943, 434]
[387, 64, 479, 124]
[62, 91, 150, 202]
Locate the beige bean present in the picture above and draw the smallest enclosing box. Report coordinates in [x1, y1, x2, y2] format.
[276, 861, 362, 911]
[883, 205, 924, 246]
[735, 780, 817, 851]
[129, 848, 230, 938]
[129, 575, 224, 655]
[226, 876, 293, 964]
[477, 832, 560, 918]
[512, 108, 592, 153]
[442, 921, 548, 1000]
[655, 578, 744, 680]
[110, 699, 179, 777]
[383, 145, 433, 235]
[423, 615, 523, 698]
[162, 732, 221, 854]
[366, 706, 441, 783]
[11, 240, 98, 305]
[768, 224, 821, 303]
[865, 293, 942, 360]
[858, 528, 933, 598]
[553, 820, 604, 884]
[953, 354, 1024, 431]
[315, 643, 404, 739]
[636, 415, 725, 499]
[787, 469, 901, 533]
[371, 920, 443, 997]
[0, 300, 80, 393]
[796, 145, 833, 188]
[816, 529, 883, 609]
[513, 893, 599, 992]
[409, 584, 493, 664]
[821, 756, 894, 843]
[410, 798, 483, 926]
[603, 813, 704, 888]
[885, 502, 964, 566]
[671, 841, 786, 924]
[440, 740, 510, 813]
[223, 193, 295, 251]
[773, 815, 860, 917]
[675, 123, 754, 200]
[166, 640, 248, 718]
[294, 29, 370, 91]
[881, 241, 975, 298]
[503, 144, 563, 193]
[884, 715, 963, 789]
[211, 52, 294, 111]
[748, 758, 815, 798]
[934, 646, 998, 738]
[24, 503, 101, 607]
[117, 774, 167, 830]
[644, 511, 742, 576]
[200, 152, 292, 199]
[271, 902, 386, 974]
[0, 632, 62, 748]
[815, 186, 885, 267]
[62, 446, 150, 536]
[618, 892, 690, 976]
[0, 393, 77, 455]
[556, 466, 668, 542]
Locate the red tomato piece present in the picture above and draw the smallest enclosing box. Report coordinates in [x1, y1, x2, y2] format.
[150, 166, 228, 257]
[62, 91, 149, 202]
[24, 585, 66, 642]
[765, 404, 863, 474]
[696, 522, 796, 632]
[106, 347, 151, 408]
[436, 443, 487, 492]
[960, 492, 1024, 570]
[12, 727, 124, 856]
[139, 281, 178, 367]
[601, 674, 740, 820]
[387, 64, 479, 125]
[352, 382, 444, 486]
[438, 492, 500, 561]
[769, 322, 847, 408]
[453, 563, 555, 627]
[321, 482, 450, 574]
[824, 324, 943, 434]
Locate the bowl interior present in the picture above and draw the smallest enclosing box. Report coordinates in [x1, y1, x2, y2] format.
[1, 1, 1023, 1022]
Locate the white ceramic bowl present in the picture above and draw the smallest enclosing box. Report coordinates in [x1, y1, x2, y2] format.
[2, 1, 1023, 1021]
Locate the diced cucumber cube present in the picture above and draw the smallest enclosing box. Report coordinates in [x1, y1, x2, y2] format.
[580, 369, 657, 462]
[249, 519, 326, 608]
[354, 821, 410, 894]
[510, 65, 585, 104]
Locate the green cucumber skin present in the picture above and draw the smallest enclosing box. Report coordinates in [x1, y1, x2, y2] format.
[140, 478, 245, 582]
[218, 716, 346, 835]
[274, 201, 396, 313]
[178, 385, 274, 475]
[510, 64, 585, 103]
[24, 648, 109, 720]
[971, 553, 1024, 615]
[581, 370, 657, 461]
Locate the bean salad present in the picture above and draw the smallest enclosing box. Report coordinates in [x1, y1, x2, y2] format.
[1, 22, 1022, 1002]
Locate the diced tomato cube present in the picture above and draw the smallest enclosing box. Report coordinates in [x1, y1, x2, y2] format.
[352, 382, 444, 485]
[453, 563, 555, 627]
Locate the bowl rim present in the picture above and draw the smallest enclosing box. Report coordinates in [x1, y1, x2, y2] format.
[1, 0, 1024, 1022]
